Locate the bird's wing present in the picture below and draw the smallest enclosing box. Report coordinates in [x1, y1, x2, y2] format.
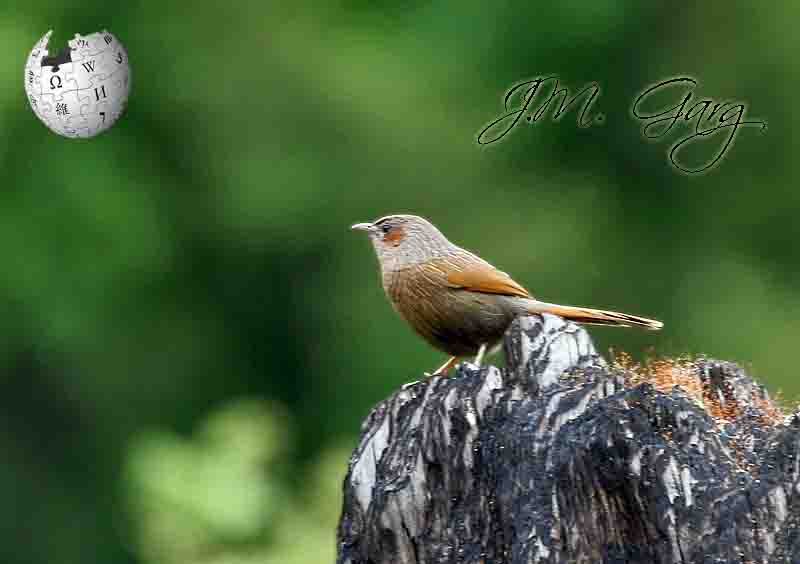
[437, 251, 532, 299]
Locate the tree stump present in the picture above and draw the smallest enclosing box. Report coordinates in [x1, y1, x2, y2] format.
[336, 314, 800, 564]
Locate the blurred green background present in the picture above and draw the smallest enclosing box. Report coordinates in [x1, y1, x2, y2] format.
[1, 2, 796, 563]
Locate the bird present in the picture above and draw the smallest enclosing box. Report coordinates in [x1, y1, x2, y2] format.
[352, 214, 663, 376]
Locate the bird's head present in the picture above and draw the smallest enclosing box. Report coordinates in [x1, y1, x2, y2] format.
[351, 214, 452, 271]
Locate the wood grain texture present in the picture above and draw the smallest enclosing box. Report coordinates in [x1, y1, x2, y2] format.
[337, 314, 800, 564]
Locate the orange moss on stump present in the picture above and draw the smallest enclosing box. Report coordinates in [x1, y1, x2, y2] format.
[610, 351, 786, 427]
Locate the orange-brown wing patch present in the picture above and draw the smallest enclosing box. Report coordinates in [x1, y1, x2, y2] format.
[438, 254, 531, 298]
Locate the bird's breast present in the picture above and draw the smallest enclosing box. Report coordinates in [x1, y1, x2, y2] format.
[384, 263, 518, 356]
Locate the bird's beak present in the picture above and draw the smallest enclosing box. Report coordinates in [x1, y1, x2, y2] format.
[351, 222, 373, 232]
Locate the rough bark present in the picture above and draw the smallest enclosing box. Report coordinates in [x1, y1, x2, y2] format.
[337, 314, 800, 564]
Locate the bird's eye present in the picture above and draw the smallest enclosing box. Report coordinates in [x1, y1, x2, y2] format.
[380, 223, 392, 234]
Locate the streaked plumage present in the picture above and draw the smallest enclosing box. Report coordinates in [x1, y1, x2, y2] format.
[352, 214, 662, 372]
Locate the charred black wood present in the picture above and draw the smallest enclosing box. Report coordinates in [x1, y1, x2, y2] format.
[337, 314, 799, 564]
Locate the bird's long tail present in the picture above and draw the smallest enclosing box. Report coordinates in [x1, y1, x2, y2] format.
[526, 300, 663, 330]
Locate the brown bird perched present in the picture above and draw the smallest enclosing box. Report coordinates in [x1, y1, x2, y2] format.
[352, 214, 663, 375]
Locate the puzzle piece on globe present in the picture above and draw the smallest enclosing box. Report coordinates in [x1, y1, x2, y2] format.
[71, 51, 111, 90]
[39, 45, 79, 101]
[24, 30, 49, 99]
[69, 30, 119, 60]
[76, 99, 110, 138]
[38, 89, 89, 133]
[69, 32, 127, 90]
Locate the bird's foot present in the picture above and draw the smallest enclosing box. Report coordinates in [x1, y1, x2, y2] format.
[427, 356, 458, 377]
[473, 344, 487, 367]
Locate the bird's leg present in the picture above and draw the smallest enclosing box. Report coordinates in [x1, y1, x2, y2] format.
[426, 356, 458, 377]
[473, 343, 487, 366]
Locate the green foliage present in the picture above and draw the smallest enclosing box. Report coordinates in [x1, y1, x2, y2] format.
[125, 399, 345, 564]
